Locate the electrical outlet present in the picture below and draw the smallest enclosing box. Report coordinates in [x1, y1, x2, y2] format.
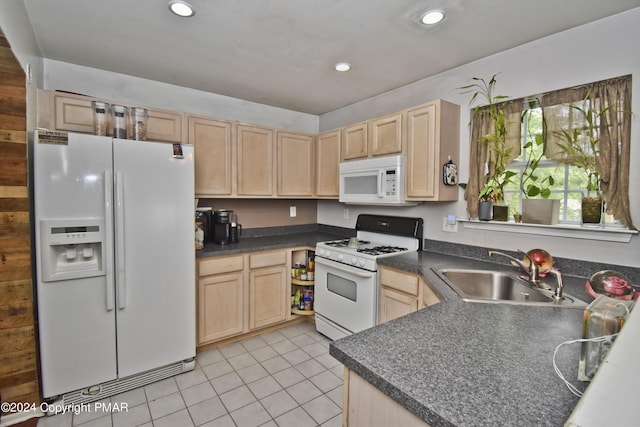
[289, 206, 296, 217]
[442, 215, 458, 232]
[343, 208, 349, 219]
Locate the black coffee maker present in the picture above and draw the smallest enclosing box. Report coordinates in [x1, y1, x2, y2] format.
[212, 209, 231, 245]
[213, 209, 242, 244]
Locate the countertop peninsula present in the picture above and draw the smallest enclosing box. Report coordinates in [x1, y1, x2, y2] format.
[330, 250, 592, 427]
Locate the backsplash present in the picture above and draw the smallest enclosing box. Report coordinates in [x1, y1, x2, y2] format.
[424, 239, 640, 284]
[197, 199, 317, 228]
[243, 223, 354, 239]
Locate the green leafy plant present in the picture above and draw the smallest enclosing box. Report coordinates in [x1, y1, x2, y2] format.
[460, 74, 517, 202]
[554, 93, 614, 191]
[520, 102, 554, 198]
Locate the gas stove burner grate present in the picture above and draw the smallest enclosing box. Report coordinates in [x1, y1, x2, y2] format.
[357, 246, 408, 255]
[325, 239, 370, 248]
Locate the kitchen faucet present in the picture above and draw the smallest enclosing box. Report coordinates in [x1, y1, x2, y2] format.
[488, 250, 540, 287]
[546, 268, 565, 300]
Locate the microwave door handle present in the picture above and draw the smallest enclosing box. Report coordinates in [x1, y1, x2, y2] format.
[378, 170, 384, 198]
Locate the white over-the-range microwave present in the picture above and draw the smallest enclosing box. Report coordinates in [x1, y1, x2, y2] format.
[339, 154, 418, 206]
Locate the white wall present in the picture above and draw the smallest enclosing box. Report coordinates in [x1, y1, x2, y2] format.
[318, 9, 640, 268]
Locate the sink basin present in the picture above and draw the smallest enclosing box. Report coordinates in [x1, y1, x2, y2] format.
[434, 269, 587, 308]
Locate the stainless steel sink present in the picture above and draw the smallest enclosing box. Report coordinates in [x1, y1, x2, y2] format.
[435, 269, 587, 308]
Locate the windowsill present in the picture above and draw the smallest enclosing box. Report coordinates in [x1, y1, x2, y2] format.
[459, 219, 637, 243]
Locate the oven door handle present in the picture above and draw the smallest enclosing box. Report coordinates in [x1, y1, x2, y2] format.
[315, 257, 376, 278]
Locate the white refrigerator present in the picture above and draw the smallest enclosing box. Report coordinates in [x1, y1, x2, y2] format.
[33, 130, 195, 403]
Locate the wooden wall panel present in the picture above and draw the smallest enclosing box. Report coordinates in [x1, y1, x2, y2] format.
[0, 30, 39, 413]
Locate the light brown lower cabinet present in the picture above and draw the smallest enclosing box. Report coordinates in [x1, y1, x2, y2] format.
[197, 255, 245, 344]
[197, 249, 290, 346]
[378, 266, 440, 324]
[344, 368, 429, 427]
[248, 251, 288, 330]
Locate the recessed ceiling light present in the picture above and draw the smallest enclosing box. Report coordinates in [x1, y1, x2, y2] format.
[420, 9, 444, 25]
[334, 62, 352, 72]
[169, 0, 195, 17]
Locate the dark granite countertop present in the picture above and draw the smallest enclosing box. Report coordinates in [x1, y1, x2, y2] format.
[330, 251, 591, 427]
[195, 231, 344, 258]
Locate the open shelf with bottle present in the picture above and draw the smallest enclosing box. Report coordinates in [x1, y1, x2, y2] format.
[291, 249, 315, 316]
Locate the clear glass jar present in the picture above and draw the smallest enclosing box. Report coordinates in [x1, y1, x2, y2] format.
[91, 101, 109, 136]
[111, 105, 129, 139]
[131, 107, 148, 141]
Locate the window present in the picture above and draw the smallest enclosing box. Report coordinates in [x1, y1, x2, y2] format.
[503, 101, 620, 226]
[466, 75, 634, 230]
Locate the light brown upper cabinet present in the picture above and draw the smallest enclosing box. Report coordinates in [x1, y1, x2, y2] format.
[277, 131, 314, 197]
[236, 124, 275, 196]
[405, 100, 460, 201]
[340, 112, 403, 161]
[315, 130, 341, 198]
[341, 121, 368, 160]
[370, 111, 403, 156]
[36, 89, 184, 143]
[190, 116, 233, 196]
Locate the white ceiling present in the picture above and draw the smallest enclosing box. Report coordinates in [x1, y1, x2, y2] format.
[22, 0, 640, 115]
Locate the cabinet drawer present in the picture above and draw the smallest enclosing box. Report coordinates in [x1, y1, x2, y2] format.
[380, 268, 419, 296]
[249, 251, 287, 269]
[249, 251, 287, 268]
[199, 255, 244, 277]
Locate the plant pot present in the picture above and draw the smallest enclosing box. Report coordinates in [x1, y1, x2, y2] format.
[581, 191, 603, 225]
[492, 204, 508, 222]
[522, 199, 560, 225]
[478, 201, 493, 221]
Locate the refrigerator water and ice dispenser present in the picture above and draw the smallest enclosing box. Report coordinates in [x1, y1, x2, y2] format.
[40, 219, 105, 282]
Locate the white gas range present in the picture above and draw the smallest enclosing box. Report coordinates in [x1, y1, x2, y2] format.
[314, 214, 423, 340]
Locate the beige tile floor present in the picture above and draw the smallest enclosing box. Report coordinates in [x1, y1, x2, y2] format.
[36, 321, 343, 427]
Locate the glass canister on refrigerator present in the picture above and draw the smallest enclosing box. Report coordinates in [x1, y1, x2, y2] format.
[131, 107, 148, 141]
[92, 101, 109, 136]
[111, 105, 129, 139]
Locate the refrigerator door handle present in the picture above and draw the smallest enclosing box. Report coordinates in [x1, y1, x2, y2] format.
[104, 171, 115, 311]
[115, 171, 126, 309]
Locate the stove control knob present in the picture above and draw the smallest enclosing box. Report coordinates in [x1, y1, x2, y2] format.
[350, 258, 357, 265]
[325, 251, 331, 258]
[337, 254, 344, 261]
[317, 249, 324, 257]
[358, 259, 365, 267]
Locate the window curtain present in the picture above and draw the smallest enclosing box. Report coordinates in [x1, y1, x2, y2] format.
[542, 75, 635, 230]
[464, 99, 523, 218]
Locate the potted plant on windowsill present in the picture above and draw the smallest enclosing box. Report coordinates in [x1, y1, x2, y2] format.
[554, 94, 610, 225]
[460, 74, 517, 221]
[520, 104, 560, 224]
